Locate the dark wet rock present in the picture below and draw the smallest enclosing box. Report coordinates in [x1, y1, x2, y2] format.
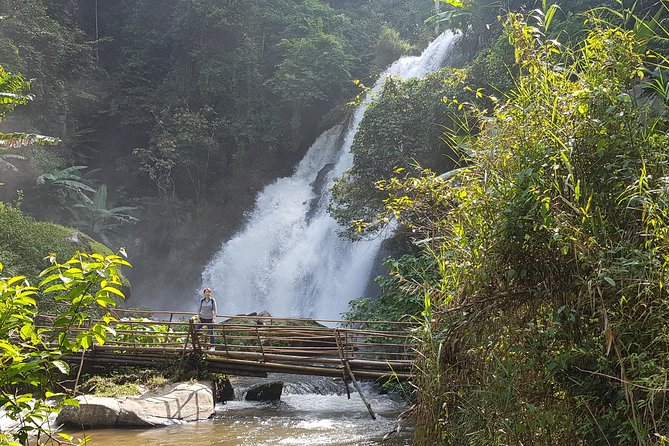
[310, 162, 335, 195]
[245, 381, 284, 401]
[216, 376, 235, 402]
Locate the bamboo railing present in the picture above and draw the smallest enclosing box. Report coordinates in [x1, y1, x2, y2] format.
[36, 308, 418, 381]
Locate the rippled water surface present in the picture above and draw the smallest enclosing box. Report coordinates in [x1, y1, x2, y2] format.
[68, 376, 412, 446]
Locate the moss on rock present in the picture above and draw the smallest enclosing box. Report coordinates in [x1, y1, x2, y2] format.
[0, 202, 130, 295]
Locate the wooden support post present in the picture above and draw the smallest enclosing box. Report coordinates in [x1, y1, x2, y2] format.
[190, 319, 201, 352]
[337, 329, 375, 419]
[255, 326, 266, 362]
[131, 320, 137, 354]
[221, 325, 229, 355]
[344, 359, 377, 420]
[181, 322, 192, 357]
[345, 330, 353, 359]
[342, 375, 351, 399]
[335, 329, 351, 399]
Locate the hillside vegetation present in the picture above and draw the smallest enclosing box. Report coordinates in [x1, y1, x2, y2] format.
[353, 4, 669, 445]
[0, 0, 434, 303]
[0, 202, 111, 279]
[4, 1, 669, 443]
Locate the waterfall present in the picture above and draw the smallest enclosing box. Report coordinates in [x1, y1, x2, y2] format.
[201, 31, 459, 319]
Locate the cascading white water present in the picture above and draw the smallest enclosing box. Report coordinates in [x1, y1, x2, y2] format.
[201, 31, 459, 319]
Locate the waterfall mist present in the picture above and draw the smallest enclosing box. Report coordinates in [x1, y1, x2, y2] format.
[200, 31, 459, 319]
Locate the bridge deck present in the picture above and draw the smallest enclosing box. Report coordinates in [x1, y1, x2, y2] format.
[44, 309, 418, 381]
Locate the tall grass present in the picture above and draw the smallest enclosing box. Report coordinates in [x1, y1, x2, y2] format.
[382, 5, 669, 445]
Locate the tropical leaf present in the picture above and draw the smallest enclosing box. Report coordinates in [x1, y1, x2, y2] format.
[0, 152, 26, 171]
[0, 132, 59, 149]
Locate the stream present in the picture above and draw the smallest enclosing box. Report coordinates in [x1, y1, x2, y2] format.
[65, 374, 413, 446]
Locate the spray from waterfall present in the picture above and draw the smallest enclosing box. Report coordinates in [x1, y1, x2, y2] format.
[201, 31, 459, 319]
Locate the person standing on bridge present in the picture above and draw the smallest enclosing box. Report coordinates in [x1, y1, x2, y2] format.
[198, 287, 217, 349]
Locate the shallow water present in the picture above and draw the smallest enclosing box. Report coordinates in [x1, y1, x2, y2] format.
[66, 375, 413, 446]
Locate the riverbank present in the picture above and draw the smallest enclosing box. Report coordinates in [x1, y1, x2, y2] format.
[63, 374, 412, 446]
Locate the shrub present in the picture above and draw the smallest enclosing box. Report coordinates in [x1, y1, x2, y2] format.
[377, 9, 669, 445]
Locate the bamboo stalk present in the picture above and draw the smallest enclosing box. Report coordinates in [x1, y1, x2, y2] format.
[204, 356, 411, 380]
[344, 358, 376, 419]
[336, 329, 376, 419]
[86, 344, 413, 366]
[64, 353, 412, 380]
[40, 310, 418, 328]
[88, 342, 414, 363]
[43, 311, 417, 381]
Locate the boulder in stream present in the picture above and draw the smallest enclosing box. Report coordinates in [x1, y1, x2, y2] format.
[245, 381, 283, 401]
[56, 381, 214, 427]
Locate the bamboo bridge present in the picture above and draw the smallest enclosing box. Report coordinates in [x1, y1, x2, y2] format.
[44, 309, 418, 384]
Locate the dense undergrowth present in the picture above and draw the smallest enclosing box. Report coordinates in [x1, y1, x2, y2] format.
[0, 252, 129, 445]
[79, 369, 169, 397]
[364, 5, 669, 445]
[0, 202, 111, 279]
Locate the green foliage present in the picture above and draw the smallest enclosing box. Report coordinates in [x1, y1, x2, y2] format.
[271, 0, 354, 101]
[114, 318, 184, 346]
[0, 202, 114, 282]
[344, 254, 440, 323]
[34, 165, 98, 222]
[0, 151, 24, 175]
[467, 33, 516, 93]
[133, 106, 223, 203]
[330, 67, 471, 238]
[67, 184, 138, 247]
[111, 0, 358, 153]
[0, 0, 97, 138]
[0, 65, 57, 155]
[0, 66, 29, 119]
[369, 6, 669, 445]
[79, 370, 168, 397]
[271, 28, 352, 127]
[428, 0, 525, 55]
[36, 165, 96, 198]
[86, 379, 142, 397]
[374, 27, 414, 71]
[107, 0, 434, 183]
[0, 251, 129, 445]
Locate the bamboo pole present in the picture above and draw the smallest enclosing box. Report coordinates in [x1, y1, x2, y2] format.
[335, 329, 351, 399]
[62, 351, 413, 380]
[63, 353, 411, 379]
[45, 310, 417, 381]
[344, 359, 377, 420]
[86, 341, 415, 364]
[336, 329, 376, 419]
[255, 325, 265, 361]
[204, 356, 411, 380]
[191, 319, 201, 351]
[43, 308, 418, 328]
[86, 344, 413, 369]
[177, 320, 192, 375]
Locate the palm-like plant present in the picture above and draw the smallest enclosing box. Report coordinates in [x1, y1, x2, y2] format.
[0, 149, 25, 172]
[36, 165, 97, 199]
[0, 66, 58, 187]
[68, 184, 138, 245]
[0, 66, 58, 149]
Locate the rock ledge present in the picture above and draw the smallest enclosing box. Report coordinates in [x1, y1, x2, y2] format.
[57, 381, 214, 427]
